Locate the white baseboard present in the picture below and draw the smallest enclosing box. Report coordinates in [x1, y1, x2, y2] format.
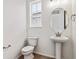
[34, 51, 55, 58]
[15, 51, 55, 59]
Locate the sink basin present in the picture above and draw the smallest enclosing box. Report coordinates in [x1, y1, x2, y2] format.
[50, 36, 69, 43]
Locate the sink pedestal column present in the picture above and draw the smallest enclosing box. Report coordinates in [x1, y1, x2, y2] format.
[56, 43, 61, 59]
[50, 36, 68, 59]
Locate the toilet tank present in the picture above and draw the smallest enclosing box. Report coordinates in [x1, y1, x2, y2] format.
[27, 37, 38, 46]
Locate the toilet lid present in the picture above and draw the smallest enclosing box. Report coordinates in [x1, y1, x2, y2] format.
[22, 46, 34, 52]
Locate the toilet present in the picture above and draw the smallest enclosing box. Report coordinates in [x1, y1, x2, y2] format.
[21, 37, 38, 59]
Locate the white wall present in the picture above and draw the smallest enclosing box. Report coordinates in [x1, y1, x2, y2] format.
[3, 0, 26, 59]
[72, 0, 76, 59]
[26, 0, 74, 59]
[72, 19, 76, 59]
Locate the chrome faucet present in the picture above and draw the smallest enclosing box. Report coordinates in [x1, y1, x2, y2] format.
[55, 32, 61, 37]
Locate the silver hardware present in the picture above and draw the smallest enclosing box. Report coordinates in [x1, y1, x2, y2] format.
[3, 45, 11, 49]
[71, 14, 76, 22]
[55, 32, 61, 37]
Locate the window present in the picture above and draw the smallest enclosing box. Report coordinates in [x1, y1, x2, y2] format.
[31, 1, 42, 14]
[30, 0, 42, 27]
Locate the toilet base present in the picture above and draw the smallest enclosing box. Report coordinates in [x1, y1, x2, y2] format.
[24, 54, 34, 59]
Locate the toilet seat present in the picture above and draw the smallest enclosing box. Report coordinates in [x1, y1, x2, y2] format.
[22, 46, 34, 53]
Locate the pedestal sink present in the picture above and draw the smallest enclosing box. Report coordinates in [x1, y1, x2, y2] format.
[50, 36, 69, 59]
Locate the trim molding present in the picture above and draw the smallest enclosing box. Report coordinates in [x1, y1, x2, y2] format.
[34, 51, 55, 58]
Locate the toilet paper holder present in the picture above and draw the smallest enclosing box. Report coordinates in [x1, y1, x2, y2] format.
[3, 44, 11, 49]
